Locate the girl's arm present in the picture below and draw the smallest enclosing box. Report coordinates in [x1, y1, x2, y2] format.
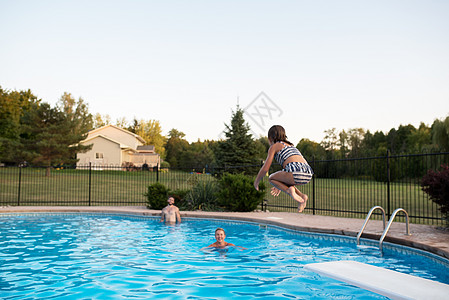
[254, 145, 277, 190]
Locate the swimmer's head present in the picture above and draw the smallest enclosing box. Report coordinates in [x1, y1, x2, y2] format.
[215, 228, 225, 234]
[215, 228, 226, 241]
[167, 196, 175, 205]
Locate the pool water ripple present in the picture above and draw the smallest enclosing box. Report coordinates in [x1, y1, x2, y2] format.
[1, 213, 448, 299]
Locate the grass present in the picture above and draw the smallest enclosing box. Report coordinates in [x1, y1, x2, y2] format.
[264, 178, 442, 225]
[0, 167, 444, 225]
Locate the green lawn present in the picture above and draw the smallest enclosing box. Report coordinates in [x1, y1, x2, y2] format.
[264, 178, 442, 225]
[0, 167, 443, 225]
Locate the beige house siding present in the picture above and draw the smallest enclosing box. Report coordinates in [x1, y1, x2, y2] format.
[77, 136, 122, 166]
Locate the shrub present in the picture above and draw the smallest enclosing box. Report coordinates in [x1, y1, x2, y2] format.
[186, 181, 220, 211]
[170, 189, 190, 210]
[145, 182, 169, 209]
[421, 164, 449, 225]
[160, 161, 170, 169]
[217, 173, 266, 212]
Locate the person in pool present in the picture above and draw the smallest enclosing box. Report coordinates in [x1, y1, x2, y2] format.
[160, 196, 181, 224]
[205, 228, 246, 250]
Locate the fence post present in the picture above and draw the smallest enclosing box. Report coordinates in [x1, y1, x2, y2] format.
[156, 163, 159, 182]
[312, 156, 315, 215]
[88, 162, 92, 206]
[259, 160, 266, 212]
[17, 166, 22, 206]
[386, 150, 391, 219]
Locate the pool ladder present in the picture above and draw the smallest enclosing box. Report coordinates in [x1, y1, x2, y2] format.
[357, 206, 411, 251]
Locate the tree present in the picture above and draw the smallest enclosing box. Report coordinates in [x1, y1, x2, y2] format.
[254, 136, 270, 163]
[20, 100, 92, 176]
[387, 124, 416, 154]
[321, 128, 339, 151]
[0, 87, 40, 163]
[165, 129, 189, 168]
[214, 105, 259, 172]
[115, 117, 129, 129]
[92, 113, 111, 129]
[347, 128, 365, 157]
[431, 116, 449, 152]
[179, 140, 216, 169]
[57, 92, 93, 140]
[135, 119, 166, 158]
[421, 164, 449, 225]
[338, 130, 349, 158]
[407, 122, 432, 152]
[126, 117, 139, 133]
[297, 138, 326, 161]
[361, 130, 387, 156]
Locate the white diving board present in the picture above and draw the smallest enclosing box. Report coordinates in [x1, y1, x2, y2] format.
[304, 260, 449, 300]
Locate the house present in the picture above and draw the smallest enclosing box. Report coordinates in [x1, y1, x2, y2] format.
[76, 125, 160, 169]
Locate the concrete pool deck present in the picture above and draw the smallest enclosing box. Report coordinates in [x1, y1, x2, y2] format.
[1, 206, 448, 260]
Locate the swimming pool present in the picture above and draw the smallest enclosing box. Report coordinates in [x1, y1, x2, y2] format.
[1, 213, 448, 299]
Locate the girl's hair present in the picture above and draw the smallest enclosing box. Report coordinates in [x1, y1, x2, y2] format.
[268, 125, 293, 145]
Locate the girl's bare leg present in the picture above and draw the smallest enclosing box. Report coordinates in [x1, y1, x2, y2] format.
[269, 172, 304, 203]
[291, 186, 308, 212]
[297, 191, 308, 212]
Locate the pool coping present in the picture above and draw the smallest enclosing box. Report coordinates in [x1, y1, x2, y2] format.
[1, 206, 448, 260]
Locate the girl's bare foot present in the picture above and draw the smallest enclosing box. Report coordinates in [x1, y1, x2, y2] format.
[288, 186, 304, 203]
[298, 194, 308, 213]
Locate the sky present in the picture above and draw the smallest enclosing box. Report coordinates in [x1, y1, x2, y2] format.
[1, 0, 448, 144]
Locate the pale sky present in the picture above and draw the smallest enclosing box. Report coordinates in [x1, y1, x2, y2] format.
[1, 0, 448, 144]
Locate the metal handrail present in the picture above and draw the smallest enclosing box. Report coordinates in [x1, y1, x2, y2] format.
[357, 206, 386, 245]
[379, 208, 411, 251]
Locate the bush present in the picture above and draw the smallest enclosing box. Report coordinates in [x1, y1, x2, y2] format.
[160, 161, 170, 169]
[217, 173, 266, 212]
[170, 189, 190, 210]
[145, 182, 169, 209]
[421, 164, 449, 225]
[186, 181, 220, 211]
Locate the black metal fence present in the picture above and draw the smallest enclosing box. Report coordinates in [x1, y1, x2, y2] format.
[1, 151, 448, 225]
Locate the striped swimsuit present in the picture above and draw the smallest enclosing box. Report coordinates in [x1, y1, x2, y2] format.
[274, 142, 313, 185]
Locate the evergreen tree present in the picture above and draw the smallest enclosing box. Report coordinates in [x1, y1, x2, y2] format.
[19, 101, 92, 176]
[215, 105, 259, 173]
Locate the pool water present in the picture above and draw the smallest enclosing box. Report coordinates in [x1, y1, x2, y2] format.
[0, 213, 448, 299]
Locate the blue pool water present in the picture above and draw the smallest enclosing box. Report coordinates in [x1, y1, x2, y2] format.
[0, 213, 448, 299]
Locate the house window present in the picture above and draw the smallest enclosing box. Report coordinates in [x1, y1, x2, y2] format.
[96, 153, 104, 159]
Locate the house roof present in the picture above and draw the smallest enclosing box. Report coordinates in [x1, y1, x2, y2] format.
[80, 134, 137, 152]
[137, 145, 155, 152]
[87, 124, 146, 144]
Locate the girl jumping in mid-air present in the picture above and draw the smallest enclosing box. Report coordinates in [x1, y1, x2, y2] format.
[254, 125, 313, 212]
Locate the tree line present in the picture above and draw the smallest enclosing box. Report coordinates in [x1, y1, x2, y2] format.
[1, 86, 448, 172]
[298, 120, 449, 162]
